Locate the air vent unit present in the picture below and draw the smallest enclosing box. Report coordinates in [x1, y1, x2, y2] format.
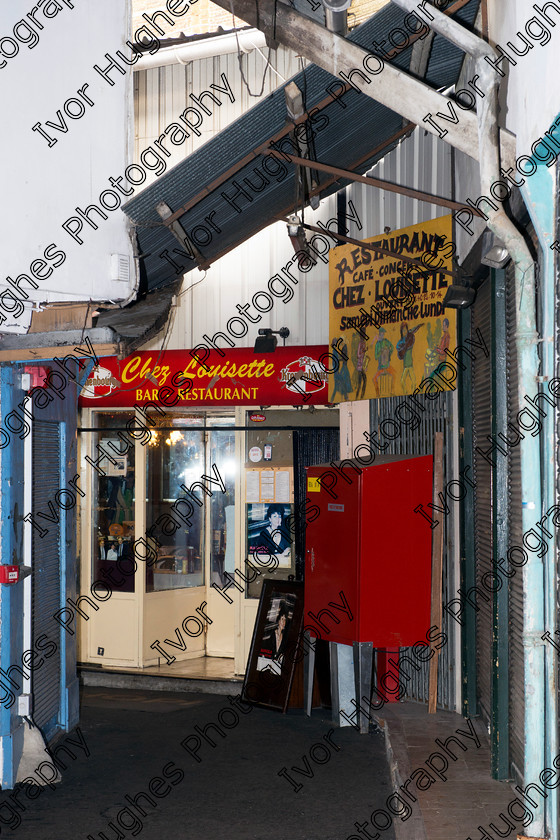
[110, 253, 130, 283]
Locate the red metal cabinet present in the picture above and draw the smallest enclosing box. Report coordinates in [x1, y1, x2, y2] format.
[305, 454, 433, 647]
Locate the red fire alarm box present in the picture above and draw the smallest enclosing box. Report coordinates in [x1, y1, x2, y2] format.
[305, 454, 433, 647]
[0, 566, 20, 585]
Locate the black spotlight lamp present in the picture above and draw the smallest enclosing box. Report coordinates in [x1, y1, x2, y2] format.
[442, 284, 477, 309]
[254, 327, 290, 353]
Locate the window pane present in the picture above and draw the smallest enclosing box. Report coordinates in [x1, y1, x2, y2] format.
[92, 412, 136, 593]
[146, 418, 205, 591]
[209, 428, 236, 588]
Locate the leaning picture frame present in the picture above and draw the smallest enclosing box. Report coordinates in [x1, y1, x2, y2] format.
[241, 579, 305, 712]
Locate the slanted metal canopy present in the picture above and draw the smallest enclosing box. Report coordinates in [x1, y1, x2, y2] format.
[123, 0, 480, 292]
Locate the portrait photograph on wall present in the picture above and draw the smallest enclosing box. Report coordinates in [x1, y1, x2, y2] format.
[242, 580, 304, 712]
[247, 502, 293, 569]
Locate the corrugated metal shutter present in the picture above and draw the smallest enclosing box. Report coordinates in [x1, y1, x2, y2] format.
[505, 262, 524, 785]
[294, 428, 340, 580]
[369, 390, 454, 709]
[32, 420, 62, 733]
[471, 278, 493, 726]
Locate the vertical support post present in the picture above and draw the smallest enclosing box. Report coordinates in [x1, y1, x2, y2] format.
[303, 631, 316, 716]
[521, 143, 559, 837]
[428, 432, 444, 713]
[458, 306, 477, 717]
[329, 641, 340, 725]
[0, 365, 26, 787]
[491, 268, 509, 779]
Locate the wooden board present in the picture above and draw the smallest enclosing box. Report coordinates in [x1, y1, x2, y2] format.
[428, 431, 444, 714]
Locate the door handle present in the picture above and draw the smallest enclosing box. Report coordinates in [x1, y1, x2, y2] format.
[308, 547, 315, 571]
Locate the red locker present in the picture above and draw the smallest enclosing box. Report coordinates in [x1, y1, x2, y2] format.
[305, 454, 433, 647]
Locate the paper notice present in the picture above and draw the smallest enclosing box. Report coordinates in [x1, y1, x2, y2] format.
[275, 470, 290, 502]
[246, 470, 260, 503]
[260, 470, 275, 501]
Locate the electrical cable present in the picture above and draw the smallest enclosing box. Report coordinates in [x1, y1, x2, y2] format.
[88, 268, 208, 399]
[229, 0, 272, 97]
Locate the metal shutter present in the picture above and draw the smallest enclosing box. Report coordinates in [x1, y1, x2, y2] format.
[505, 262, 525, 785]
[471, 278, 493, 726]
[294, 428, 340, 580]
[369, 391, 454, 709]
[32, 420, 62, 734]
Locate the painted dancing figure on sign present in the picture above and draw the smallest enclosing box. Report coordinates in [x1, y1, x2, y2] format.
[397, 322, 424, 394]
[330, 337, 352, 402]
[423, 319, 441, 379]
[355, 337, 369, 400]
[435, 317, 450, 363]
[372, 328, 396, 397]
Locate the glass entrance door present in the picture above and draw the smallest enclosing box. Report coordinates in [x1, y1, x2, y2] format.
[81, 409, 240, 667]
[143, 412, 238, 663]
[205, 417, 237, 657]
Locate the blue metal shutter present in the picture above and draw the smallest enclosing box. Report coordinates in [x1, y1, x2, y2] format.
[32, 420, 62, 735]
[506, 261, 524, 785]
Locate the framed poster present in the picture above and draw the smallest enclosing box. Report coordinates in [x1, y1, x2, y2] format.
[242, 579, 304, 712]
[247, 502, 293, 568]
[99, 439, 128, 476]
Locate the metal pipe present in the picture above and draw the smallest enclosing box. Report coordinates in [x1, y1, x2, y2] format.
[134, 28, 267, 71]
[392, 1, 546, 833]
[521, 147, 559, 839]
[324, 7, 347, 36]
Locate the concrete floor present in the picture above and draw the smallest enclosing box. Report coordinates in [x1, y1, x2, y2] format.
[83, 654, 239, 679]
[0, 683, 529, 840]
[379, 703, 527, 840]
[80, 655, 243, 696]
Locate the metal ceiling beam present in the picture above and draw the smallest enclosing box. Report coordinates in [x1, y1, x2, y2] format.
[276, 151, 481, 215]
[161, 118, 415, 229]
[160, 0, 470, 230]
[157, 124, 418, 275]
[287, 219, 457, 278]
[210, 0, 516, 166]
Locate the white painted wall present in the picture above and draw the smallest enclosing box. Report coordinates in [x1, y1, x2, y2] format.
[0, 0, 137, 334]
[489, 1, 560, 154]
[454, 1, 560, 262]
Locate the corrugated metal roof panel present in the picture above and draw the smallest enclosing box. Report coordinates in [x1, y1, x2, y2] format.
[124, 1, 479, 292]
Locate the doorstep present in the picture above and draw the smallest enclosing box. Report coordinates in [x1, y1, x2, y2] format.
[79, 655, 243, 696]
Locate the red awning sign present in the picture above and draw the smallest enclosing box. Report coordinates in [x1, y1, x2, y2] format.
[79, 346, 330, 407]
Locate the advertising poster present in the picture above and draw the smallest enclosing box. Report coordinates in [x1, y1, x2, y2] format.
[256, 591, 297, 675]
[328, 216, 456, 401]
[247, 502, 293, 569]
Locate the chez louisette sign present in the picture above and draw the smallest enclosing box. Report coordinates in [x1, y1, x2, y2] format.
[78, 346, 330, 407]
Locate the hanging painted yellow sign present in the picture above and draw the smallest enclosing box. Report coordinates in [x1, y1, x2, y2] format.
[328, 215, 456, 402]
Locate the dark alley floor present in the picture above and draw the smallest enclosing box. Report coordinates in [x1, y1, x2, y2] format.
[0, 687, 529, 840]
[1, 686, 396, 840]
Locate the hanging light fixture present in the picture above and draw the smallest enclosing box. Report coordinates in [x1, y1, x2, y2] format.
[165, 430, 184, 446]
